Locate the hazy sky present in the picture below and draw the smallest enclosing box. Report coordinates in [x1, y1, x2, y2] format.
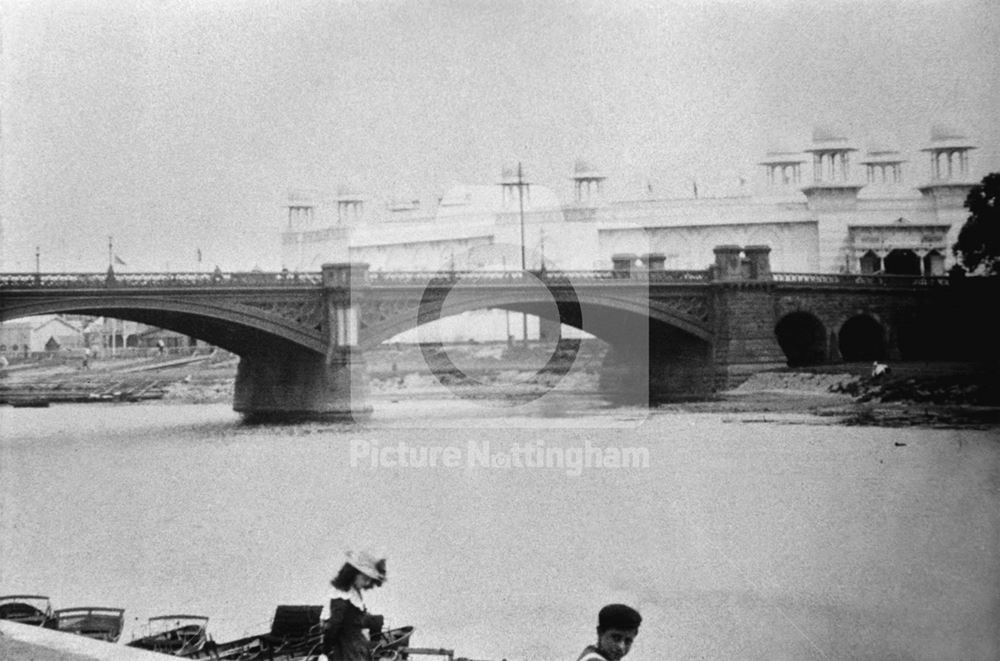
[2, 0, 998, 271]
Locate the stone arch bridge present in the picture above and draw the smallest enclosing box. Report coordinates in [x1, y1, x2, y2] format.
[1, 246, 989, 421]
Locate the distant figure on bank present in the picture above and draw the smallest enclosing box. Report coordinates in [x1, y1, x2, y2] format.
[319, 550, 387, 661]
[157, 339, 166, 355]
[871, 361, 890, 378]
[81, 347, 91, 370]
[577, 604, 642, 661]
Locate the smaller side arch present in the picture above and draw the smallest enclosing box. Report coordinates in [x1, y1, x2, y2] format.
[775, 311, 827, 366]
[838, 314, 887, 361]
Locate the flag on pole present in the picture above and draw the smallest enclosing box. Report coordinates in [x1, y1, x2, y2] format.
[114, 254, 126, 266]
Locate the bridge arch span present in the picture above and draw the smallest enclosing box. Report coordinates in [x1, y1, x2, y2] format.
[0, 297, 326, 356]
[775, 311, 827, 366]
[838, 313, 887, 362]
[360, 288, 712, 350]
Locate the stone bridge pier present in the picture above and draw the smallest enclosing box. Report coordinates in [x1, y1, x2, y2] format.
[233, 263, 372, 422]
[600, 245, 787, 402]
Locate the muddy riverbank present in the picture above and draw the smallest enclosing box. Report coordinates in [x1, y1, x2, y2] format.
[2, 346, 997, 428]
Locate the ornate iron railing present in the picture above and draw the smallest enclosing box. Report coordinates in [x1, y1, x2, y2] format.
[366, 269, 711, 285]
[772, 272, 951, 287]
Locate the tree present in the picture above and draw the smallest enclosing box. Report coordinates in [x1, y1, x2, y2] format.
[953, 172, 1000, 275]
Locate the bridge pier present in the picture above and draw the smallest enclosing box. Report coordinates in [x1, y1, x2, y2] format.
[233, 262, 372, 422]
[710, 245, 788, 388]
[599, 343, 717, 403]
[233, 346, 370, 422]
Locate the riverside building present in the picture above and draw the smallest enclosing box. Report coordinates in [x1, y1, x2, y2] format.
[281, 125, 978, 278]
[279, 125, 980, 341]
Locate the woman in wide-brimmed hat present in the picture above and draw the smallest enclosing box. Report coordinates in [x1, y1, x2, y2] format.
[319, 550, 387, 661]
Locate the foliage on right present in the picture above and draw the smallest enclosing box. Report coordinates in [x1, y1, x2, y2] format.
[953, 172, 1000, 275]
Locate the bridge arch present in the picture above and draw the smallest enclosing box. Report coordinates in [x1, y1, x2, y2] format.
[0, 297, 326, 356]
[838, 314, 887, 361]
[360, 288, 712, 350]
[775, 311, 827, 366]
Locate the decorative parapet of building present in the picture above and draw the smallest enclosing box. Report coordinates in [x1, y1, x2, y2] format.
[859, 149, 906, 185]
[858, 130, 907, 187]
[758, 150, 805, 187]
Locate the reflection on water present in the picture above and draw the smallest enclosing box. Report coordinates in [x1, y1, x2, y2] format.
[1, 401, 998, 661]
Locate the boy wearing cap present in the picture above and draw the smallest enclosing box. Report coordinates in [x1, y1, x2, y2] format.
[577, 604, 642, 661]
[319, 550, 387, 661]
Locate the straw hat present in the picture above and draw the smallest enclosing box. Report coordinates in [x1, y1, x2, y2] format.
[345, 550, 387, 583]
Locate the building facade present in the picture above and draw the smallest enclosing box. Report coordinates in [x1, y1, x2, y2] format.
[280, 125, 979, 281]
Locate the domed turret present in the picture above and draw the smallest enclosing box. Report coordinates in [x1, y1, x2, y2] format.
[285, 189, 317, 229]
[498, 163, 530, 208]
[335, 183, 365, 223]
[804, 124, 858, 184]
[571, 159, 606, 204]
[921, 124, 976, 181]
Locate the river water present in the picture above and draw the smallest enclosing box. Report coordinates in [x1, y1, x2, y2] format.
[1, 397, 998, 661]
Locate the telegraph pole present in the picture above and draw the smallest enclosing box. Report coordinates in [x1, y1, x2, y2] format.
[502, 256, 511, 345]
[516, 162, 528, 344]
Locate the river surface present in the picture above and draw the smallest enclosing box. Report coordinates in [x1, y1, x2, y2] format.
[1, 398, 998, 661]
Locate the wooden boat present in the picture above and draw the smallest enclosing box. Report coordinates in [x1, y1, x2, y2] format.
[0, 594, 55, 627]
[127, 614, 210, 656]
[186, 604, 416, 661]
[52, 606, 125, 642]
[188, 605, 323, 661]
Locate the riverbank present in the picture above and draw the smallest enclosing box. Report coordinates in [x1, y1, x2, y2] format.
[2, 346, 997, 428]
[0, 620, 167, 661]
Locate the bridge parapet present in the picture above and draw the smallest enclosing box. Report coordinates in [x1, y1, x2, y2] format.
[365, 269, 711, 285]
[0, 271, 325, 288]
[1, 269, 952, 291]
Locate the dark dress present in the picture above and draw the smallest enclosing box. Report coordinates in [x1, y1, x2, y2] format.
[322, 594, 381, 661]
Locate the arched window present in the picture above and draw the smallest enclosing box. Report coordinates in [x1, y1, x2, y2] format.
[884, 249, 920, 275]
[923, 250, 945, 276]
[859, 250, 881, 274]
